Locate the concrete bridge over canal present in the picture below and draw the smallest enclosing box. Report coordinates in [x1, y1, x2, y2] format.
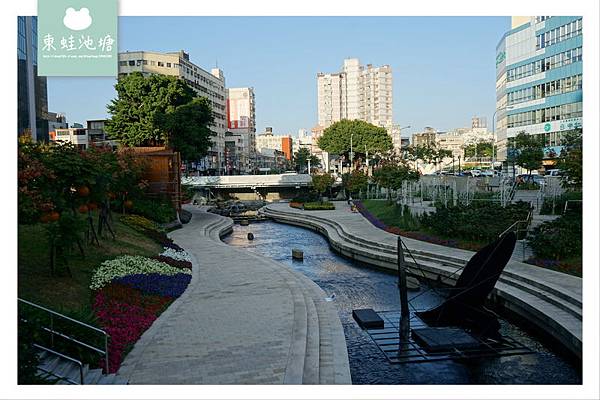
[182, 173, 314, 201]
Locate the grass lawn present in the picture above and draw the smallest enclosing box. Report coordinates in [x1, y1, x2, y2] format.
[18, 212, 163, 321]
[361, 199, 408, 227]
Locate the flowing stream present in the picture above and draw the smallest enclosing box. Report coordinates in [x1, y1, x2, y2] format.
[223, 220, 581, 384]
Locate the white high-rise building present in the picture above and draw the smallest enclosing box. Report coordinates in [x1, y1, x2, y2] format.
[317, 58, 393, 129]
[118, 50, 227, 174]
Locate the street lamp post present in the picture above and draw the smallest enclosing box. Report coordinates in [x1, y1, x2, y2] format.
[349, 134, 354, 172]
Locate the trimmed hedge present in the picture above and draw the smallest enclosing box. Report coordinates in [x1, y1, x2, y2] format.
[303, 202, 335, 210]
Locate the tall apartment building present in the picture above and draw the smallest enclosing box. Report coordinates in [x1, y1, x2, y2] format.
[317, 58, 393, 129]
[226, 87, 256, 174]
[118, 50, 227, 174]
[18, 16, 49, 142]
[495, 16, 582, 164]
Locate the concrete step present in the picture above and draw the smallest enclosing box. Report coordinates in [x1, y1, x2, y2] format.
[83, 368, 103, 385]
[498, 275, 581, 320]
[493, 281, 581, 357]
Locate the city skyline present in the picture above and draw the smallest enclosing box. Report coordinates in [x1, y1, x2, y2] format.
[47, 16, 510, 138]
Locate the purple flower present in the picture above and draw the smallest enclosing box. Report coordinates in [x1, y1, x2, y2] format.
[112, 273, 191, 298]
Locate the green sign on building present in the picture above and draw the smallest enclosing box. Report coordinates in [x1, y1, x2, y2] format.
[38, 0, 117, 76]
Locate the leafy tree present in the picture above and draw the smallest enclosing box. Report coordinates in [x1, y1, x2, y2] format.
[372, 161, 419, 202]
[317, 120, 393, 162]
[342, 170, 368, 197]
[556, 129, 582, 190]
[105, 72, 213, 161]
[511, 131, 544, 176]
[311, 173, 335, 200]
[464, 141, 495, 159]
[293, 147, 321, 173]
[155, 97, 213, 161]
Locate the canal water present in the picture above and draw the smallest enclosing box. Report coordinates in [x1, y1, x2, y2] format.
[223, 220, 581, 384]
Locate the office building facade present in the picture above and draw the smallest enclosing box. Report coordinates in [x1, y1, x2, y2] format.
[495, 16, 583, 163]
[18, 16, 49, 142]
[118, 50, 227, 174]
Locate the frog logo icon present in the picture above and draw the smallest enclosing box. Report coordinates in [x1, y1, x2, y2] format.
[63, 7, 93, 31]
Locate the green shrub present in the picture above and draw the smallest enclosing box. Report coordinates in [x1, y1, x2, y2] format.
[291, 192, 320, 204]
[131, 198, 176, 223]
[303, 202, 335, 210]
[540, 191, 582, 215]
[527, 211, 582, 260]
[419, 201, 531, 243]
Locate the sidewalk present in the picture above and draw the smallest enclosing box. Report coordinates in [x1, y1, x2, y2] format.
[117, 207, 351, 384]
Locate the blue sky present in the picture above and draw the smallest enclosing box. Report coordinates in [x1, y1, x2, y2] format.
[47, 16, 510, 137]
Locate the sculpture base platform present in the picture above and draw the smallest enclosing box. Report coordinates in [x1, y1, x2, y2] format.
[411, 327, 481, 352]
[352, 309, 384, 329]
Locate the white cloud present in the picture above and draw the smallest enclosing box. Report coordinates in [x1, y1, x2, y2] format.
[63, 7, 93, 31]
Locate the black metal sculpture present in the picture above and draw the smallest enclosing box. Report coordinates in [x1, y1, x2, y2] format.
[416, 231, 517, 336]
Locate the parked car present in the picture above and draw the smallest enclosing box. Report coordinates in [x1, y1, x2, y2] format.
[470, 169, 482, 177]
[516, 174, 545, 186]
[545, 169, 562, 177]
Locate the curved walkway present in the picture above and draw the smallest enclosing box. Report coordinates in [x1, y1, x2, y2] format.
[262, 201, 582, 359]
[116, 205, 351, 384]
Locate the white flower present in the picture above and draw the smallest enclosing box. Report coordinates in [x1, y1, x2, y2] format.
[160, 247, 192, 263]
[90, 255, 191, 291]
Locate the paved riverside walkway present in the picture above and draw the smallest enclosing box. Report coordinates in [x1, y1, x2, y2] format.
[262, 201, 582, 359]
[116, 206, 351, 384]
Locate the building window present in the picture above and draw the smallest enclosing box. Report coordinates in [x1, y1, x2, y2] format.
[119, 61, 127, 66]
[158, 61, 164, 67]
[128, 60, 135, 66]
[166, 62, 171, 68]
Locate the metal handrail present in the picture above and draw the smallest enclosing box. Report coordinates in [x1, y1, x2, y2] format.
[33, 343, 84, 385]
[564, 199, 583, 213]
[18, 298, 109, 374]
[499, 211, 532, 238]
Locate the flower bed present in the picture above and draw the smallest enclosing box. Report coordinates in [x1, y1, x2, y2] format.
[120, 214, 163, 233]
[90, 254, 193, 372]
[93, 284, 171, 373]
[90, 255, 191, 291]
[113, 273, 192, 298]
[159, 247, 192, 262]
[151, 255, 192, 270]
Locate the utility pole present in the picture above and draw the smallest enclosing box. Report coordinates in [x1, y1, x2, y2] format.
[307, 158, 311, 175]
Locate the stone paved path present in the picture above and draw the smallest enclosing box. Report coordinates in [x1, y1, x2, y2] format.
[116, 207, 350, 384]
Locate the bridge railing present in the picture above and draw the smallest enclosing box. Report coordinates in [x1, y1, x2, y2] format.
[182, 174, 313, 188]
